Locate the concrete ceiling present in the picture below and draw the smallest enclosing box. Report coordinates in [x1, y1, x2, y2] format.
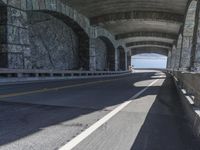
[63, 0, 190, 53]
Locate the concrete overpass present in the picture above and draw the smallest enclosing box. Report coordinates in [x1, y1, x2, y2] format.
[0, 0, 200, 150]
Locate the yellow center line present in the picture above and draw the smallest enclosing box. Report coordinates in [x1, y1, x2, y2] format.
[0, 77, 128, 99]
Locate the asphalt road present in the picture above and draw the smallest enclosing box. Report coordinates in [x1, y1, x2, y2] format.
[0, 70, 199, 150]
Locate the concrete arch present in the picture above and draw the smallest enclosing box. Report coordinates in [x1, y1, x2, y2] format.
[0, 1, 127, 71]
[190, 0, 200, 70]
[117, 46, 126, 71]
[183, 0, 197, 37]
[24, 0, 90, 36]
[180, 0, 197, 70]
[95, 27, 117, 48]
[66, 0, 188, 62]
[25, 1, 92, 70]
[27, 10, 90, 70]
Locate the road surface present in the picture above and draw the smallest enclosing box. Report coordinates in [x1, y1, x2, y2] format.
[0, 70, 199, 150]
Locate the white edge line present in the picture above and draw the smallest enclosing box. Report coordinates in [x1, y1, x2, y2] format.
[59, 78, 161, 150]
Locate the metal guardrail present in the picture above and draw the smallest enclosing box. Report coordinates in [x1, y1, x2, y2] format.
[0, 68, 130, 78]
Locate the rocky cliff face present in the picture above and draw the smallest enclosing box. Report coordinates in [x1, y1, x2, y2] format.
[28, 12, 79, 70]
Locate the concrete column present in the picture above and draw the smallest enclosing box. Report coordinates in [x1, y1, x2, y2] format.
[89, 38, 96, 71]
[115, 48, 119, 71]
[171, 45, 177, 69]
[125, 51, 128, 70]
[0, 6, 31, 69]
[167, 50, 172, 69]
[174, 35, 183, 70]
[127, 55, 131, 70]
[180, 36, 193, 70]
[191, 4, 200, 71]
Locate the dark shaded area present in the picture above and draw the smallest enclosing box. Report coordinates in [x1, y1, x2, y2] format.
[0, 5, 8, 68]
[118, 46, 126, 71]
[131, 74, 200, 150]
[99, 36, 115, 71]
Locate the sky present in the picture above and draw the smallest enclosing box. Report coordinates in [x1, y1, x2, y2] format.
[131, 53, 167, 69]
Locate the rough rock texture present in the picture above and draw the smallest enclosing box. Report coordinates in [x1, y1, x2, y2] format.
[180, 36, 193, 69]
[0, 6, 31, 69]
[95, 38, 107, 71]
[28, 12, 79, 70]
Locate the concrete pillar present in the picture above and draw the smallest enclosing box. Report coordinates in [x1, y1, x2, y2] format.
[115, 48, 118, 71]
[125, 51, 128, 70]
[89, 38, 96, 71]
[171, 45, 177, 69]
[167, 50, 172, 68]
[174, 35, 183, 70]
[0, 6, 31, 69]
[180, 36, 193, 70]
[127, 54, 131, 70]
[180, 0, 197, 70]
[191, 3, 200, 71]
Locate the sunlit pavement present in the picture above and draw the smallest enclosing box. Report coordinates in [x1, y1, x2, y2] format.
[0, 70, 199, 150]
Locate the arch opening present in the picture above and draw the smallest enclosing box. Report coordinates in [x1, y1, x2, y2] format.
[27, 11, 89, 70]
[95, 36, 115, 71]
[132, 53, 167, 69]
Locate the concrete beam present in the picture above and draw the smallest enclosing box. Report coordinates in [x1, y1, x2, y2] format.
[129, 45, 171, 50]
[116, 31, 177, 40]
[126, 41, 172, 48]
[91, 11, 184, 25]
[131, 47, 168, 56]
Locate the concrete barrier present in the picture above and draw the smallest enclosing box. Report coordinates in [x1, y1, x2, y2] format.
[170, 70, 200, 137]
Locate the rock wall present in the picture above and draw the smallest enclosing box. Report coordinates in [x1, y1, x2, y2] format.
[95, 38, 107, 71]
[28, 12, 79, 70]
[0, 6, 31, 69]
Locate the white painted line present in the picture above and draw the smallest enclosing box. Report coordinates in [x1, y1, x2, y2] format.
[59, 78, 161, 150]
